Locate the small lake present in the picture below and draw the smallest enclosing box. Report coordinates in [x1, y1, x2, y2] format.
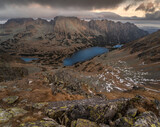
[113, 44, 123, 48]
[63, 47, 109, 66]
[21, 57, 38, 62]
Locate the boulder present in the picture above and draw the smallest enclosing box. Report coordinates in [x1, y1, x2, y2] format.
[32, 102, 49, 110]
[126, 108, 138, 118]
[71, 119, 99, 127]
[0, 108, 12, 124]
[19, 120, 63, 127]
[115, 117, 134, 127]
[2, 96, 19, 104]
[8, 107, 28, 117]
[133, 111, 160, 127]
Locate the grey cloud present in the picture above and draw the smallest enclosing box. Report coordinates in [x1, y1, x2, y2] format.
[135, 3, 146, 11]
[124, 0, 145, 11]
[135, 2, 155, 12]
[145, 11, 160, 20]
[0, 0, 127, 10]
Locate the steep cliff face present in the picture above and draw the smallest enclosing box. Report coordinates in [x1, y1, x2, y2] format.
[51, 16, 148, 45]
[52, 16, 88, 35]
[88, 20, 148, 44]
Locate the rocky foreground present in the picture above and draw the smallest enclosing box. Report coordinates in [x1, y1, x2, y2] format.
[0, 95, 160, 127]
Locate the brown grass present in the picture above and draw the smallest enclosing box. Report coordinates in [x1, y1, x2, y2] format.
[18, 88, 84, 103]
[105, 90, 160, 101]
[22, 116, 38, 123]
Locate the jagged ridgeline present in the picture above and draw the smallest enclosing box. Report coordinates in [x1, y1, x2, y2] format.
[0, 17, 148, 46]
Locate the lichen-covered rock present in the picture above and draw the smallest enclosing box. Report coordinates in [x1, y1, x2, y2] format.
[0, 108, 12, 124]
[115, 117, 134, 127]
[133, 111, 160, 127]
[45, 98, 128, 125]
[99, 123, 110, 127]
[2, 96, 19, 104]
[19, 120, 60, 127]
[154, 99, 160, 115]
[32, 102, 49, 110]
[71, 119, 99, 127]
[46, 105, 70, 120]
[71, 120, 77, 127]
[8, 107, 28, 117]
[126, 108, 138, 118]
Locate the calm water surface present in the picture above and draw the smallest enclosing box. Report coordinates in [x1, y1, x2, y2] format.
[63, 47, 109, 66]
[21, 57, 38, 62]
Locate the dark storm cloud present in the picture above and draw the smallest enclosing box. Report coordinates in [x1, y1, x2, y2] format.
[0, 0, 127, 10]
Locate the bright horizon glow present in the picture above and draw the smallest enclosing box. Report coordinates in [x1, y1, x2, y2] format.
[92, 7, 146, 17]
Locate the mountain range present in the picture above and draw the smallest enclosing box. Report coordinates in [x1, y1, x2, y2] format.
[0, 16, 148, 65]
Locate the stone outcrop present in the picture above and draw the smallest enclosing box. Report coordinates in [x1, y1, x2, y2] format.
[0, 96, 159, 127]
[45, 98, 128, 126]
[43, 97, 160, 127]
[20, 120, 63, 127]
[0, 107, 27, 124]
[2, 96, 19, 104]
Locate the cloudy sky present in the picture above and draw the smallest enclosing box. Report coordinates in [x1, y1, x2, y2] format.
[0, 0, 160, 19]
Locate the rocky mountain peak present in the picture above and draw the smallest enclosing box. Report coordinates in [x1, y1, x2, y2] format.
[5, 18, 34, 27]
[53, 16, 88, 34]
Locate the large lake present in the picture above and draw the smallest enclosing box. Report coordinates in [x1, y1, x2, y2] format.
[63, 47, 109, 66]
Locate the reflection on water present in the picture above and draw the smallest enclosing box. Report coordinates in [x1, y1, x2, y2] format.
[63, 47, 109, 66]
